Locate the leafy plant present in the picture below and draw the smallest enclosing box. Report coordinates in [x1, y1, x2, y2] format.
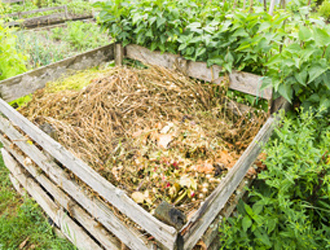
[318, 0, 330, 21]
[96, 1, 330, 111]
[262, 23, 330, 111]
[0, 151, 76, 249]
[0, 22, 27, 80]
[95, 0, 288, 75]
[219, 109, 330, 249]
[0, 0, 93, 18]
[64, 21, 109, 50]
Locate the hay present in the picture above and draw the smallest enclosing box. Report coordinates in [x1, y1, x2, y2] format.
[20, 66, 267, 214]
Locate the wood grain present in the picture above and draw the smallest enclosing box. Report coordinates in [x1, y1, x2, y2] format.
[0, 99, 177, 248]
[0, 114, 173, 249]
[180, 116, 276, 250]
[0, 119, 155, 250]
[2, 149, 102, 250]
[115, 43, 124, 66]
[125, 44, 272, 100]
[0, 44, 114, 103]
[1, 135, 122, 250]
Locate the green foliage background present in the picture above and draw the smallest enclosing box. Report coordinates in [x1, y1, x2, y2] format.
[95, 0, 330, 111]
[219, 109, 330, 249]
[0, 23, 26, 80]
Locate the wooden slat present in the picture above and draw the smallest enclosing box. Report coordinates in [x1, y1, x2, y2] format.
[1, 135, 121, 250]
[180, 116, 276, 250]
[201, 178, 253, 248]
[9, 173, 26, 196]
[125, 44, 272, 100]
[226, 100, 256, 116]
[0, 120, 154, 250]
[2, 149, 102, 250]
[0, 44, 114, 103]
[0, 99, 177, 248]
[7, 12, 66, 26]
[115, 43, 124, 66]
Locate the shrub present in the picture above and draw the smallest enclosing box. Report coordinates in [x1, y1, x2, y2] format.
[0, 23, 27, 80]
[318, 0, 330, 20]
[219, 109, 330, 249]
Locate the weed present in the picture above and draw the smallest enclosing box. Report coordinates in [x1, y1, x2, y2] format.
[0, 152, 76, 249]
[219, 109, 330, 249]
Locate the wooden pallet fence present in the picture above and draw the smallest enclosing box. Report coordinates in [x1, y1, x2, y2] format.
[1, 148, 103, 250]
[0, 44, 114, 102]
[0, 43, 289, 249]
[123, 44, 273, 101]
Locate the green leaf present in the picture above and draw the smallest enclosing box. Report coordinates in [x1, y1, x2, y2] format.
[267, 218, 277, 234]
[258, 22, 271, 32]
[255, 229, 272, 247]
[252, 202, 263, 215]
[308, 64, 327, 84]
[320, 96, 330, 109]
[157, 17, 166, 28]
[196, 47, 206, 57]
[232, 28, 248, 37]
[178, 43, 187, 51]
[244, 203, 254, 217]
[313, 27, 330, 47]
[278, 83, 293, 103]
[294, 71, 308, 86]
[150, 42, 158, 51]
[325, 46, 330, 61]
[242, 216, 252, 232]
[307, 93, 320, 102]
[298, 26, 312, 42]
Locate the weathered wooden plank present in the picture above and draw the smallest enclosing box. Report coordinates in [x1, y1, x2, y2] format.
[0, 44, 114, 103]
[115, 43, 124, 66]
[125, 44, 272, 100]
[181, 116, 276, 250]
[9, 173, 26, 196]
[0, 121, 154, 250]
[2, 149, 102, 250]
[0, 98, 177, 248]
[1, 136, 121, 250]
[201, 178, 253, 249]
[270, 96, 291, 114]
[0, 100, 177, 248]
[6, 12, 67, 26]
[226, 100, 256, 116]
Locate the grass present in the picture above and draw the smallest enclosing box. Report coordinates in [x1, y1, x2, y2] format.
[0, 0, 93, 18]
[0, 151, 76, 250]
[0, 19, 110, 249]
[15, 21, 110, 70]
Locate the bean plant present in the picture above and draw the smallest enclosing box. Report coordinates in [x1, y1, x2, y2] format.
[95, 0, 330, 112]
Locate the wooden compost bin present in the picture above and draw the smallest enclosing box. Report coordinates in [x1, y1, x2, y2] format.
[0, 43, 289, 250]
[1, 5, 93, 28]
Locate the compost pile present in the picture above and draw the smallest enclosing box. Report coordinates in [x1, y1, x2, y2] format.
[20, 66, 267, 214]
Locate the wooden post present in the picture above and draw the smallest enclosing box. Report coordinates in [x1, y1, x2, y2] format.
[263, 0, 267, 11]
[268, 0, 276, 15]
[115, 43, 124, 66]
[249, 0, 254, 13]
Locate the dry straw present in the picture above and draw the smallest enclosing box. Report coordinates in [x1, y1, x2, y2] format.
[20, 66, 267, 214]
